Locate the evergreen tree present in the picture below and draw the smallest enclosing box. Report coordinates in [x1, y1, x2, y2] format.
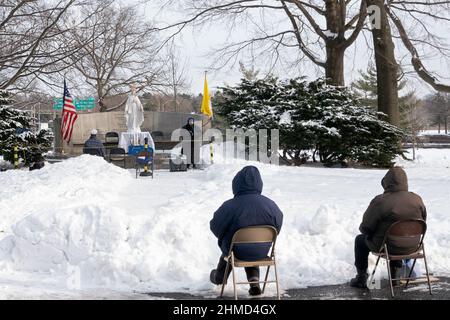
[352, 64, 408, 110]
[216, 77, 405, 168]
[0, 90, 53, 167]
[352, 65, 378, 108]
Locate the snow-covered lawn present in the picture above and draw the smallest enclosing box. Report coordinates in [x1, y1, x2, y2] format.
[0, 148, 449, 299]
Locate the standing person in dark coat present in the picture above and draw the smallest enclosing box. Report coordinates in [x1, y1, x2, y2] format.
[209, 166, 284, 296]
[83, 129, 106, 159]
[181, 117, 199, 169]
[350, 167, 427, 288]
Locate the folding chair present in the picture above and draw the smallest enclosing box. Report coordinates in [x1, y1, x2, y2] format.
[220, 226, 280, 300]
[135, 149, 154, 179]
[109, 148, 126, 168]
[105, 132, 119, 145]
[368, 219, 432, 298]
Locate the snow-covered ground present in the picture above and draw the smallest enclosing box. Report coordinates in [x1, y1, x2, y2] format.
[0, 148, 449, 299]
[419, 130, 450, 136]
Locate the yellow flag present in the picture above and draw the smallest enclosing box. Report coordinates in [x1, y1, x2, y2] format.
[201, 75, 213, 118]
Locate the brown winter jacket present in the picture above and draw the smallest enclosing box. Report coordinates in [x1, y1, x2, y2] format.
[359, 167, 427, 254]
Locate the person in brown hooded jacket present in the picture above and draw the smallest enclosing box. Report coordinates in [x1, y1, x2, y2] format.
[350, 167, 427, 288]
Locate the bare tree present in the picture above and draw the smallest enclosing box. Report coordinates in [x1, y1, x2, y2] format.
[385, 1, 450, 93]
[154, 0, 369, 86]
[63, 0, 165, 112]
[425, 92, 450, 134]
[361, 1, 450, 125]
[153, 1, 450, 125]
[365, 0, 400, 125]
[0, 0, 78, 90]
[400, 91, 428, 160]
[162, 40, 190, 112]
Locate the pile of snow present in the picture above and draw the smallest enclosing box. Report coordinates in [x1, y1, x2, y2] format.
[0, 149, 450, 297]
[172, 141, 248, 166]
[0, 155, 13, 171]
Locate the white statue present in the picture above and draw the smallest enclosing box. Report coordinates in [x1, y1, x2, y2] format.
[125, 83, 144, 133]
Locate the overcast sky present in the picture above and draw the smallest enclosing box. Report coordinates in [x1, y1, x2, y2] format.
[143, 1, 450, 97]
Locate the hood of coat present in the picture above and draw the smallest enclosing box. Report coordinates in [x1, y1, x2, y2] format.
[382, 167, 409, 193]
[232, 166, 263, 196]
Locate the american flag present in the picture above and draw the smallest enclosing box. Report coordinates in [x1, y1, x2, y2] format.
[60, 80, 78, 143]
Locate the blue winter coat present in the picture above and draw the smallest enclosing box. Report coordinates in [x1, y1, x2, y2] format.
[210, 166, 283, 260]
[83, 135, 106, 158]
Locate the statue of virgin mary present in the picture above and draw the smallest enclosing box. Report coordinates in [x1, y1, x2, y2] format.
[124, 83, 144, 133]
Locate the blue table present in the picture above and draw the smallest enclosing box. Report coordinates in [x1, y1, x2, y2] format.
[128, 145, 146, 156]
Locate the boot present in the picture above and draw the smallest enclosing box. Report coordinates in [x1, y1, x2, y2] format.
[249, 283, 262, 296]
[210, 269, 220, 285]
[390, 265, 401, 287]
[350, 269, 368, 288]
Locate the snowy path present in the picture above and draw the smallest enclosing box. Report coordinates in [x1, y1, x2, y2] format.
[0, 149, 450, 299]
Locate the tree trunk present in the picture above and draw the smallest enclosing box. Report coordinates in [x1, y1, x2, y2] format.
[324, 0, 346, 86]
[99, 98, 107, 112]
[368, 0, 400, 126]
[446, 117, 448, 135]
[325, 45, 345, 86]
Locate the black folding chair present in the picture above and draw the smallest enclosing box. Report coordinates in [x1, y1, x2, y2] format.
[109, 148, 126, 168]
[368, 219, 432, 298]
[105, 132, 119, 145]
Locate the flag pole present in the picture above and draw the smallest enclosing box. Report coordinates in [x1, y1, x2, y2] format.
[203, 71, 214, 164]
[61, 79, 65, 156]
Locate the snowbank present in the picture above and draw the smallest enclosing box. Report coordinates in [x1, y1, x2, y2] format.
[0, 150, 450, 296]
[0, 155, 13, 171]
[398, 148, 450, 169]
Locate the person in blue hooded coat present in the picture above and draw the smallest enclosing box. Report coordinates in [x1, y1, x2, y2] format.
[209, 166, 283, 296]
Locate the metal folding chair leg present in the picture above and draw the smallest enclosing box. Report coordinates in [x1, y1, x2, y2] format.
[405, 258, 418, 289]
[262, 266, 271, 294]
[423, 244, 433, 296]
[231, 253, 238, 300]
[274, 259, 281, 300]
[385, 246, 395, 298]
